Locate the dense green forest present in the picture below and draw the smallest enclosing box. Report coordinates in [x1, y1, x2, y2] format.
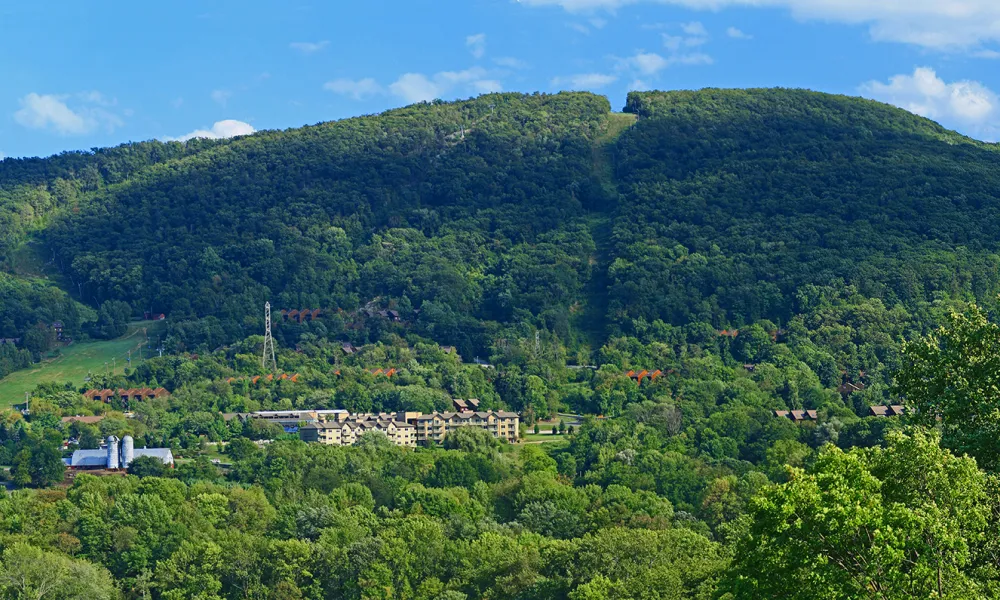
[2, 88, 1000, 598]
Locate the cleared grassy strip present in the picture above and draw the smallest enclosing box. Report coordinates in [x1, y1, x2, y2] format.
[0, 320, 165, 406]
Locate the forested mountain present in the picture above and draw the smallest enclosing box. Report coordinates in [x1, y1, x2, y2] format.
[0, 89, 994, 381]
[10, 89, 1000, 348]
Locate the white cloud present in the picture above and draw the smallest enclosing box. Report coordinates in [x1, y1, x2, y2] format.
[391, 74, 440, 103]
[290, 41, 330, 54]
[569, 22, 591, 34]
[77, 91, 117, 106]
[167, 119, 256, 142]
[13, 92, 123, 135]
[629, 79, 652, 91]
[662, 21, 709, 51]
[466, 33, 487, 58]
[472, 80, 503, 93]
[211, 90, 231, 107]
[663, 33, 706, 50]
[551, 73, 618, 89]
[621, 50, 713, 76]
[516, 0, 1000, 50]
[727, 26, 752, 39]
[172, 97, 184, 108]
[389, 67, 497, 103]
[860, 67, 1000, 138]
[14, 94, 89, 134]
[681, 21, 708, 36]
[629, 52, 671, 75]
[324, 78, 383, 100]
[0, 151, 6, 160]
[590, 17, 608, 28]
[494, 56, 529, 69]
[671, 52, 713, 65]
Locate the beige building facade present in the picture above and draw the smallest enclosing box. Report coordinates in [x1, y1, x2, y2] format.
[299, 408, 520, 446]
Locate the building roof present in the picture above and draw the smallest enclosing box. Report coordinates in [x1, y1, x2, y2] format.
[870, 405, 907, 417]
[133, 448, 174, 464]
[68, 449, 108, 468]
[61, 415, 105, 425]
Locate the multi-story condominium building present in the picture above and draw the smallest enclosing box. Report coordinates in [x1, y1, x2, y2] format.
[300, 417, 417, 447]
[298, 407, 520, 446]
[412, 410, 520, 444]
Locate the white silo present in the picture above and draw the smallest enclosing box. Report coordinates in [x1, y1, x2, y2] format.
[107, 436, 120, 470]
[121, 435, 135, 468]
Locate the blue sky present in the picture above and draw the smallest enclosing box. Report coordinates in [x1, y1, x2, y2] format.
[4, 0, 1000, 158]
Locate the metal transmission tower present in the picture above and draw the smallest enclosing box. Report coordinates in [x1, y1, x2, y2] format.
[262, 302, 277, 371]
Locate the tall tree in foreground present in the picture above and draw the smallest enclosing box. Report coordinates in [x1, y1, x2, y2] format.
[895, 305, 1000, 470]
[723, 429, 998, 599]
[0, 542, 119, 599]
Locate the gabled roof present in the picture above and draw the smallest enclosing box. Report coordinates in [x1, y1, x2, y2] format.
[133, 448, 174, 464]
[69, 449, 108, 467]
[61, 415, 105, 424]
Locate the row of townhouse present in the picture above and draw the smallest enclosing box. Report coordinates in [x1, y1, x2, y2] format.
[83, 388, 170, 403]
[298, 409, 520, 447]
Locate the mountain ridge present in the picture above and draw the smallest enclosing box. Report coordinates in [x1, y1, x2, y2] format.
[1, 88, 998, 373]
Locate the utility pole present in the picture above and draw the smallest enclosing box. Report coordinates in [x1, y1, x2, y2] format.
[262, 302, 277, 371]
[24, 392, 29, 415]
[127, 350, 131, 370]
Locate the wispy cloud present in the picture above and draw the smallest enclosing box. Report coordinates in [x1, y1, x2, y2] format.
[390, 67, 498, 103]
[324, 66, 503, 105]
[727, 26, 752, 39]
[466, 33, 487, 59]
[516, 0, 1000, 51]
[324, 78, 383, 100]
[551, 73, 618, 89]
[494, 56, 529, 69]
[290, 41, 330, 55]
[13, 92, 124, 135]
[210, 89, 231, 107]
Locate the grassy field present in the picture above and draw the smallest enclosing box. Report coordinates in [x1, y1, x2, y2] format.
[0, 320, 166, 407]
[521, 433, 570, 444]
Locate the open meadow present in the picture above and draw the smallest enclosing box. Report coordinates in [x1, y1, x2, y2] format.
[0, 320, 165, 406]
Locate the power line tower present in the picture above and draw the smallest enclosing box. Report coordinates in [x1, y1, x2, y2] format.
[262, 302, 277, 371]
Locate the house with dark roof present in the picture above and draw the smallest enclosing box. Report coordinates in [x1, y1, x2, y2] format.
[774, 409, 818, 422]
[61, 415, 106, 425]
[838, 381, 866, 396]
[869, 405, 907, 417]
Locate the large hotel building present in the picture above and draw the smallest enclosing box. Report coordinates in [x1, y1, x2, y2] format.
[288, 400, 519, 447]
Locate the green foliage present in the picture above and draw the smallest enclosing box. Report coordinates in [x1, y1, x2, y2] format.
[128, 455, 168, 477]
[0, 542, 119, 600]
[896, 304, 1000, 470]
[10, 431, 65, 488]
[3, 88, 1000, 598]
[725, 429, 996, 598]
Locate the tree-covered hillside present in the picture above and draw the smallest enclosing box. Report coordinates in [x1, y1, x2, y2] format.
[612, 89, 1000, 329]
[1, 87, 999, 398]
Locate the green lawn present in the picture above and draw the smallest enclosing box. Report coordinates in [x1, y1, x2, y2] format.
[0, 320, 166, 407]
[521, 433, 570, 444]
